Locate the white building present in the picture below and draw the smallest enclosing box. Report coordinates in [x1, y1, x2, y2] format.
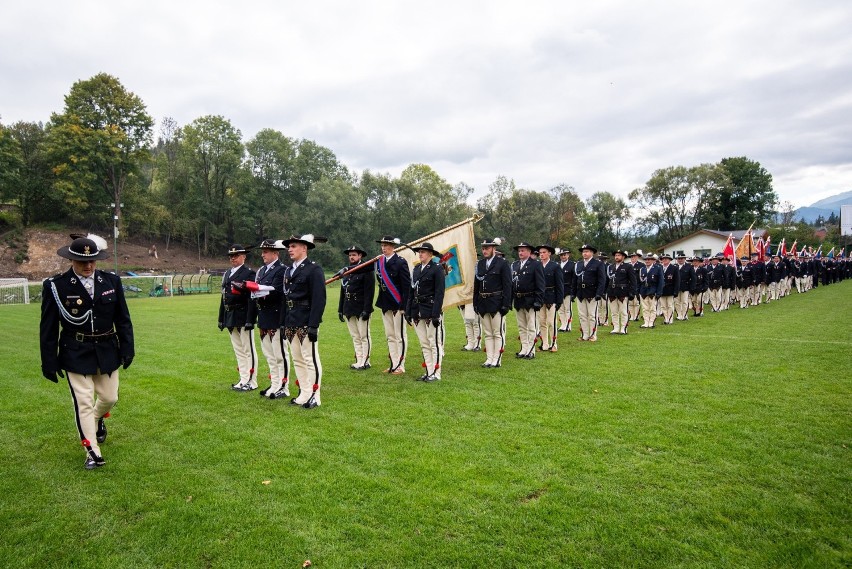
[660, 229, 768, 258]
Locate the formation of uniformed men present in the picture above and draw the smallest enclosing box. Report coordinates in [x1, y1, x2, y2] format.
[222, 233, 846, 394]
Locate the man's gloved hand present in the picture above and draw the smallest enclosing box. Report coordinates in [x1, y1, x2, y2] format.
[432, 317, 442, 328]
[218, 322, 225, 331]
[655, 294, 661, 299]
[338, 312, 345, 322]
[359, 311, 370, 321]
[244, 324, 254, 331]
[629, 294, 635, 301]
[594, 296, 601, 302]
[42, 368, 64, 383]
[122, 356, 133, 370]
[307, 327, 318, 342]
[499, 307, 509, 316]
[533, 302, 542, 311]
[334, 268, 346, 277]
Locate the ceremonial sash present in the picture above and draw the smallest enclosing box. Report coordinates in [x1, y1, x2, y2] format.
[379, 256, 402, 305]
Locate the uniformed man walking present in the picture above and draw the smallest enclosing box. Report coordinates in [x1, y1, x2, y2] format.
[674, 253, 694, 321]
[537, 244, 563, 352]
[407, 243, 446, 381]
[40, 234, 134, 470]
[281, 234, 327, 408]
[574, 244, 607, 341]
[639, 253, 664, 328]
[607, 249, 637, 334]
[219, 244, 258, 391]
[659, 253, 680, 324]
[243, 239, 289, 399]
[628, 250, 643, 321]
[338, 244, 375, 370]
[690, 256, 708, 317]
[375, 236, 410, 375]
[511, 242, 545, 357]
[473, 237, 512, 368]
[557, 248, 575, 332]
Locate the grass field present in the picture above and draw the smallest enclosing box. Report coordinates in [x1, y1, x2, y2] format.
[1, 281, 849, 568]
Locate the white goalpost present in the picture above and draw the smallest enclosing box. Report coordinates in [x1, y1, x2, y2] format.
[0, 278, 30, 306]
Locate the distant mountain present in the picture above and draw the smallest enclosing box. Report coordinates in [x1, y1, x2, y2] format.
[793, 190, 852, 223]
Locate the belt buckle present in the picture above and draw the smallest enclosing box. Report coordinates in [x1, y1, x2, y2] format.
[286, 300, 294, 308]
[75, 332, 85, 342]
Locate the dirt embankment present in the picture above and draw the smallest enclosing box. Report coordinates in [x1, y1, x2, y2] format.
[0, 229, 226, 280]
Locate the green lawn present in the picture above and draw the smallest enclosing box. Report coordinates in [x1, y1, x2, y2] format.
[1, 282, 849, 568]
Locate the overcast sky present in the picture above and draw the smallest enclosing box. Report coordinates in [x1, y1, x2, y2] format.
[2, 0, 850, 209]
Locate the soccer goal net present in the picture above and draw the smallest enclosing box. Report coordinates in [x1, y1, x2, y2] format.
[0, 278, 30, 306]
[121, 274, 174, 298]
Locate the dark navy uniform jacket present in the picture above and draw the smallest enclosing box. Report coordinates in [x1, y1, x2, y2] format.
[639, 264, 664, 297]
[473, 256, 512, 315]
[708, 263, 725, 289]
[247, 260, 287, 330]
[723, 264, 736, 289]
[541, 260, 564, 308]
[750, 261, 766, 284]
[281, 259, 326, 329]
[660, 263, 680, 296]
[677, 263, 694, 293]
[573, 257, 607, 301]
[692, 266, 708, 294]
[338, 262, 375, 318]
[40, 268, 134, 376]
[736, 264, 754, 288]
[511, 258, 545, 310]
[406, 259, 445, 320]
[375, 253, 410, 312]
[607, 262, 638, 300]
[220, 264, 256, 329]
[560, 259, 576, 297]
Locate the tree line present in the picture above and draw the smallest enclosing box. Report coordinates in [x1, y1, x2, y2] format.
[2, 73, 839, 270]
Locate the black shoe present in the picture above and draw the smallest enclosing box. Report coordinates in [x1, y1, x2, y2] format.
[423, 374, 439, 382]
[96, 417, 107, 444]
[362, 363, 371, 370]
[259, 386, 270, 396]
[289, 398, 300, 405]
[269, 386, 290, 400]
[84, 456, 105, 470]
[481, 363, 492, 368]
[417, 373, 429, 381]
[303, 400, 319, 409]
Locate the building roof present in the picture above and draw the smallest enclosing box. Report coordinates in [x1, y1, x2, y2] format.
[659, 228, 768, 251]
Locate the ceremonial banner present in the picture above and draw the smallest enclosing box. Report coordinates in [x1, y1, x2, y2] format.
[397, 218, 478, 310]
[735, 230, 756, 261]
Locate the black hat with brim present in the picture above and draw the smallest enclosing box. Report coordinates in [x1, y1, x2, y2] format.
[57, 237, 111, 261]
[579, 243, 597, 253]
[257, 238, 286, 250]
[660, 252, 673, 260]
[411, 242, 441, 256]
[513, 242, 535, 251]
[481, 237, 503, 247]
[283, 234, 327, 250]
[343, 244, 368, 256]
[227, 244, 253, 256]
[376, 235, 401, 246]
[537, 244, 556, 254]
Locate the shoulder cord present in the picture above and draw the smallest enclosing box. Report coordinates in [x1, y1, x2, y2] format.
[50, 281, 93, 328]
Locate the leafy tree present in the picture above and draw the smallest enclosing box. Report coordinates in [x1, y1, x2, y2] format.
[584, 191, 630, 252]
[476, 175, 516, 239]
[705, 157, 777, 230]
[179, 115, 244, 254]
[47, 73, 153, 226]
[0, 120, 23, 207]
[6, 121, 64, 225]
[491, 189, 557, 250]
[547, 184, 586, 247]
[629, 164, 726, 245]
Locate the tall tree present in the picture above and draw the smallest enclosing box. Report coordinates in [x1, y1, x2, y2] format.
[47, 73, 153, 226]
[3, 121, 60, 225]
[706, 157, 777, 230]
[547, 183, 586, 247]
[629, 163, 728, 244]
[179, 115, 244, 254]
[584, 191, 630, 252]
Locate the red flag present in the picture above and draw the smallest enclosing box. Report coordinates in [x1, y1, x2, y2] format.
[755, 236, 765, 262]
[789, 240, 797, 256]
[723, 233, 735, 265]
[778, 238, 787, 257]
